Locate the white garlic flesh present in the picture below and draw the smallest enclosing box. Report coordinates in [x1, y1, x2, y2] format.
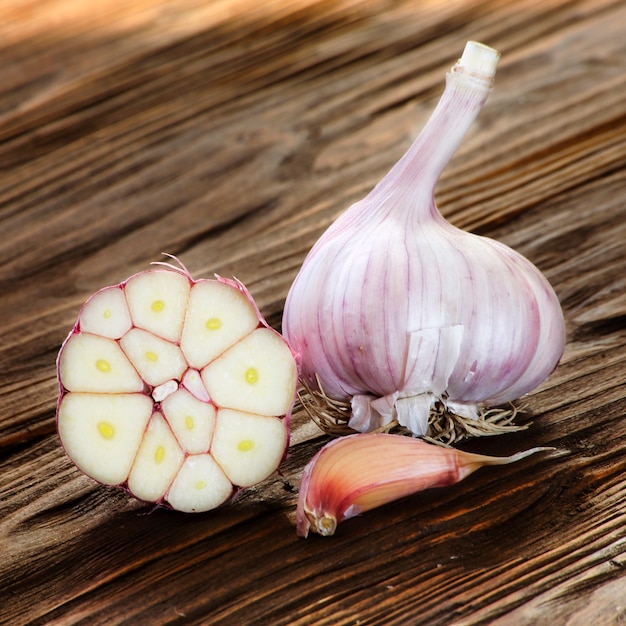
[57, 259, 298, 512]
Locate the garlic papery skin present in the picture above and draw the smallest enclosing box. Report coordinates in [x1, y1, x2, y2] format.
[56, 257, 298, 513]
[283, 41, 566, 437]
[296, 432, 553, 537]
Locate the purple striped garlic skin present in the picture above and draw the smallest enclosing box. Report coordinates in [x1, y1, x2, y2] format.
[282, 42, 565, 435]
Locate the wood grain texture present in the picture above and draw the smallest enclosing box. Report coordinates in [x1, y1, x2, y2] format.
[1, 0, 625, 624]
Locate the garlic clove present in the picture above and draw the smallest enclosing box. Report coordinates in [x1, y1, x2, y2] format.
[296, 432, 554, 537]
[211, 408, 289, 487]
[127, 412, 185, 503]
[161, 388, 216, 454]
[58, 333, 144, 393]
[119, 327, 187, 387]
[165, 453, 233, 513]
[124, 269, 190, 343]
[201, 327, 298, 417]
[56, 257, 298, 513]
[181, 368, 212, 402]
[57, 393, 153, 486]
[180, 279, 260, 369]
[78, 286, 132, 339]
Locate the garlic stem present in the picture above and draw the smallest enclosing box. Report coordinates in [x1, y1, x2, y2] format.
[373, 41, 500, 211]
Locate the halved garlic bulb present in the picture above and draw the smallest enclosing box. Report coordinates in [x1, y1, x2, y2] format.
[57, 258, 298, 512]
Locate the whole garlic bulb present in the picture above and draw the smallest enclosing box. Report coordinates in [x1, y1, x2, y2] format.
[282, 42, 566, 436]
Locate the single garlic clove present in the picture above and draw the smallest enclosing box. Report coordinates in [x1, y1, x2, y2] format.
[296, 432, 554, 537]
[161, 388, 216, 454]
[127, 412, 185, 503]
[78, 286, 132, 339]
[201, 327, 298, 417]
[181, 368, 212, 402]
[56, 257, 298, 513]
[57, 393, 153, 485]
[124, 269, 190, 342]
[165, 453, 233, 513]
[58, 333, 144, 393]
[180, 280, 260, 369]
[119, 327, 187, 387]
[211, 408, 289, 488]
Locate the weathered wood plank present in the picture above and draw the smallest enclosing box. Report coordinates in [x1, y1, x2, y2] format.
[1, 0, 625, 624]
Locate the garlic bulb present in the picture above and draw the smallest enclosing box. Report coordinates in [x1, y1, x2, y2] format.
[296, 432, 554, 537]
[56, 257, 298, 512]
[283, 42, 566, 436]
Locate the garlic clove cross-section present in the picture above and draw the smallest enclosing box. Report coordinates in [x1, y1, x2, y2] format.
[58, 392, 153, 486]
[56, 257, 298, 513]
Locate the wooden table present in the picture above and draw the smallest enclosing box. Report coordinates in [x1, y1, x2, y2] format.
[2, 1, 625, 623]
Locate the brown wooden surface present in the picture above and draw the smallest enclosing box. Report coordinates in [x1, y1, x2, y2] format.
[1, 0, 625, 624]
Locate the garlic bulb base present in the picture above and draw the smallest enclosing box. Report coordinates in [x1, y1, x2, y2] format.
[298, 377, 527, 445]
[315, 513, 338, 537]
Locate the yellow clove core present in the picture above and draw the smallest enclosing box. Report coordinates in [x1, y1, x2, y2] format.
[205, 317, 222, 330]
[245, 367, 258, 384]
[97, 421, 115, 440]
[96, 359, 111, 373]
[154, 446, 165, 464]
[237, 439, 255, 452]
